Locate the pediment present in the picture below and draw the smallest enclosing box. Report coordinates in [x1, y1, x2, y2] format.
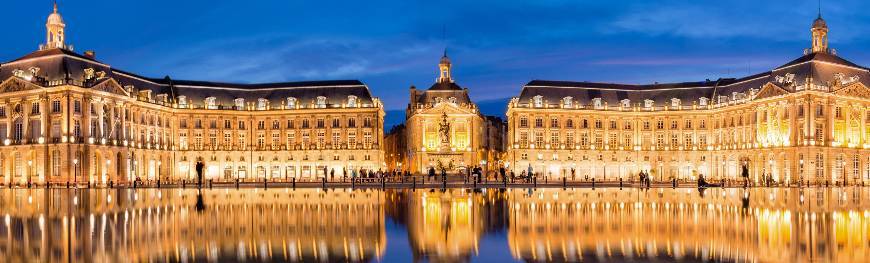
[832, 82, 870, 99]
[90, 78, 130, 97]
[754, 82, 790, 100]
[416, 101, 478, 115]
[0, 77, 44, 93]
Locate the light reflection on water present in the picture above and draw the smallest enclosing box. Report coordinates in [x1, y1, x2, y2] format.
[0, 187, 868, 262]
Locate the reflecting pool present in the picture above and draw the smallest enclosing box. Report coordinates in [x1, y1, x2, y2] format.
[1, 187, 869, 262]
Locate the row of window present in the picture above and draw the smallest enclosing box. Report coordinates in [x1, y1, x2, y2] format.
[179, 117, 374, 130]
[181, 95, 360, 110]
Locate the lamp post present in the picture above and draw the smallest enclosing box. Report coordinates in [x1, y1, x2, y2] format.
[27, 160, 33, 187]
[106, 159, 111, 186]
[157, 160, 162, 182]
[73, 158, 78, 188]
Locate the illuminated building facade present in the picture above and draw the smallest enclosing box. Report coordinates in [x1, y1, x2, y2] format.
[397, 53, 504, 174]
[0, 5, 385, 186]
[506, 16, 870, 185]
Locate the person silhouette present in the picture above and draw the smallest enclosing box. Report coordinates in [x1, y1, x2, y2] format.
[195, 161, 205, 187]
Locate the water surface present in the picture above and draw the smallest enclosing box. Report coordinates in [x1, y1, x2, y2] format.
[1, 187, 868, 262]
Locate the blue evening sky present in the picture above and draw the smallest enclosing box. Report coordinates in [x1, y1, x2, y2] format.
[3, 1, 870, 113]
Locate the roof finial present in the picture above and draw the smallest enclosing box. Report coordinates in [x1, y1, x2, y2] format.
[53, 0, 58, 13]
[443, 48, 448, 58]
[817, 0, 822, 18]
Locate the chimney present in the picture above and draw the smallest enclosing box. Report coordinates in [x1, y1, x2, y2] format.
[84, 50, 96, 59]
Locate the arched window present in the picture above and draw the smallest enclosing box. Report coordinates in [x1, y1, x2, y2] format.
[177, 96, 188, 107]
[234, 98, 245, 110]
[621, 99, 631, 109]
[12, 118, 23, 141]
[205, 97, 217, 109]
[591, 98, 603, 109]
[286, 97, 296, 108]
[316, 96, 327, 108]
[347, 95, 357, 107]
[257, 98, 269, 110]
[562, 97, 573, 108]
[533, 95, 543, 108]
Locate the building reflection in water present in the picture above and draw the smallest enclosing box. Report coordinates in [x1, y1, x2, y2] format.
[0, 188, 386, 262]
[0, 187, 868, 262]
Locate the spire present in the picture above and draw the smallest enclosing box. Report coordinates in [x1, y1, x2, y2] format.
[53, 1, 58, 13]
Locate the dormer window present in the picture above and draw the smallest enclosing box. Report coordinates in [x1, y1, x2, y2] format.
[155, 94, 168, 104]
[670, 98, 681, 108]
[644, 99, 654, 109]
[717, 96, 728, 104]
[234, 98, 245, 110]
[562, 97, 573, 108]
[286, 97, 297, 109]
[257, 98, 268, 110]
[316, 96, 327, 108]
[448, 97, 457, 104]
[177, 96, 188, 107]
[347, 95, 357, 107]
[205, 97, 217, 109]
[620, 99, 631, 109]
[592, 98, 603, 109]
[533, 95, 543, 108]
[699, 97, 709, 106]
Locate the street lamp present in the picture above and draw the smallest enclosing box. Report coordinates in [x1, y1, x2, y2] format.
[27, 160, 33, 187]
[73, 158, 78, 187]
[157, 161, 162, 181]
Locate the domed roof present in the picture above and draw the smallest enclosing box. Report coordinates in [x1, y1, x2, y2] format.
[440, 54, 451, 65]
[47, 4, 64, 25]
[812, 15, 827, 29]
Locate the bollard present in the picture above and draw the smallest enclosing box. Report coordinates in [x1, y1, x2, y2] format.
[563, 177, 567, 189]
[67, 181, 70, 188]
[474, 179, 477, 189]
[157, 179, 161, 188]
[382, 177, 386, 189]
[825, 180, 829, 187]
[183, 180, 186, 188]
[264, 178, 269, 189]
[293, 178, 297, 189]
[592, 178, 595, 188]
[672, 178, 677, 188]
[351, 177, 355, 189]
[87, 181, 91, 188]
[323, 177, 327, 189]
[413, 177, 416, 190]
[209, 179, 213, 189]
[534, 177, 537, 188]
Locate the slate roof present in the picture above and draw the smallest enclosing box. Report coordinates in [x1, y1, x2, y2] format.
[1, 48, 376, 107]
[518, 52, 869, 107]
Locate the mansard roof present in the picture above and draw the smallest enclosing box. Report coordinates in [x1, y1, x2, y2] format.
[0, 48, 376, 107]
[518, 52, 869, 107]
[428, 81, 463, 91]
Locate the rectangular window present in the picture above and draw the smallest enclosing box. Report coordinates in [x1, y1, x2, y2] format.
[224, 120, 232, 129]
[73, 100, 81, 113]
[535, 118, 543, 128]
[550, 131, 559, 145]
[550, 118, 559, 128]
[519, 131, 528, 147]
[238, 121, 246, 130]
[51, 100, 61, 113]
[520, 116, 528, 128]
[347, 118, 356, 128]
[317, 119, 325, 128]
[31, 102, 40, 114]
[332, 118, 341, 128]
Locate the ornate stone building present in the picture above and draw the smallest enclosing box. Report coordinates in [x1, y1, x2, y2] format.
[0, 5, 385, 186]
[396, 52, 504, 174]
[506, 15, 870, 185]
